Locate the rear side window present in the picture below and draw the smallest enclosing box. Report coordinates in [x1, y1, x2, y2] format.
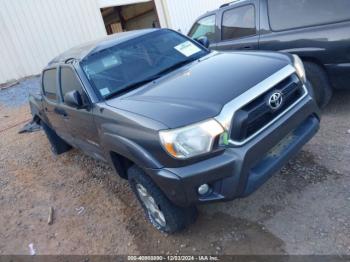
[43, 69, 57, 101]
[188, 15, 216, 42]
[268, 0, 350, 31]
[222, 5, 256, 41]
[60, 67, 83, 102]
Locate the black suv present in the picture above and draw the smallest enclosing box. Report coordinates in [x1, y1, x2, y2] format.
[188, 0, 350, 107]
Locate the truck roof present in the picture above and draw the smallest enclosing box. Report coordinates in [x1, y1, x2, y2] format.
[193, 0, 249, 23]
[48, 28, 158, 66]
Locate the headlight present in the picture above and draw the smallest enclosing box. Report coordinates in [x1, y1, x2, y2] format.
[293, 55, 307, 83]
[159, 119, 225, 159]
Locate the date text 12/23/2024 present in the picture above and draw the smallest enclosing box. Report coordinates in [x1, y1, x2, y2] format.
[127, 255, 220, 261]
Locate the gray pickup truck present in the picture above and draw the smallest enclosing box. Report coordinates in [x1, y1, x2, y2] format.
[29, 28, 320, 233]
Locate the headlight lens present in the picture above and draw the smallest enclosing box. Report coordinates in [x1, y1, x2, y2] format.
[293, 54, 307, 83]
[159, 119, 225, 159]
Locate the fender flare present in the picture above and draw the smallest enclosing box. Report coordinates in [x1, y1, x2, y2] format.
[101, 132, 163, 170]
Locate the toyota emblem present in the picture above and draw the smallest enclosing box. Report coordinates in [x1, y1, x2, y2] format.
[268, 91, 283, 110]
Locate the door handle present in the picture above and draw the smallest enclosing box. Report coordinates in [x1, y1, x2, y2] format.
[241, 46, 253, 50]
[54, 107, 68, 117]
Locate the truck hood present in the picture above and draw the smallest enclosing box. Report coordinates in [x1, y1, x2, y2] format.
[106, 51, 291, 129]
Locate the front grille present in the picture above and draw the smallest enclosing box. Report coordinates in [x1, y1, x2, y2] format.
[230, 74, 305, 143]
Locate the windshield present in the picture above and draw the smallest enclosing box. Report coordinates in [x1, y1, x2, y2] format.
[80, 30, 209, 99]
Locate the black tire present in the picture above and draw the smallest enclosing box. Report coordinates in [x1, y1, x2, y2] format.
[128, 165, 197, 233]
[304, 61, 333, 108]
[41, 122, 72, 155]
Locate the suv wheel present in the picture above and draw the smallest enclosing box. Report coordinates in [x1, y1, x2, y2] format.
[128, 166, 197, 233]
[304, 61, 333, 108]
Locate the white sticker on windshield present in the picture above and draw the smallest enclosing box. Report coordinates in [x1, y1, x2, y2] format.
[174, 41, 201, 57]
[100, 87, 110, 96]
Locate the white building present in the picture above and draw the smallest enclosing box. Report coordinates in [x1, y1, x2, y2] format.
[0, 0, 230, 85]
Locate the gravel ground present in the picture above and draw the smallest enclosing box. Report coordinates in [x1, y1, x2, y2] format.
[0, 78, 349, 255]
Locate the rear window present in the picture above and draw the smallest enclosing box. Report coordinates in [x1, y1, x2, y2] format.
[268, 0, 350, 31]
[43, 69, 57, 101]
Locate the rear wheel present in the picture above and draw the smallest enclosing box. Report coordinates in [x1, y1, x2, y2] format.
[304, 61, 333, 108]
[42, 122, 72, 155]
[128, 165, 197, 233]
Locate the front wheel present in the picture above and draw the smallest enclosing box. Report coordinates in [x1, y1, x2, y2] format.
[128, 166, 197, 233]
[304, 61, 333, 108]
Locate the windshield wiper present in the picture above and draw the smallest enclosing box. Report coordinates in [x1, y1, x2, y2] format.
[152, 57, 198, 79]
[105, 58, 198, 100]
[104, 75, 160, 100]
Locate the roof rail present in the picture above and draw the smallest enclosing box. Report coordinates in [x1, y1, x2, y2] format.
[220, 0, 241, 8]
[65, 58, 76, 64]
[220, 3, 230, 8]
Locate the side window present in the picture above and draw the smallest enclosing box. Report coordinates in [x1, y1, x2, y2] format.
[222, 5, 256, 41]
[267, 0, 350, 31]
[60, 67, 83, 103]
[43, 69, 58, 101]
[188, 15, 216, 42]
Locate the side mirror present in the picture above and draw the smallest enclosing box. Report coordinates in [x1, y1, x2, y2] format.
[195, 36, 210, 49]
[64, 90, 83, 108]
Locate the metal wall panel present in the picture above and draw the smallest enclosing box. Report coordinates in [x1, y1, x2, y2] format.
[164, 0, 230, 34]
[99, 0, 151, 8]
[0, 0, 107, 84]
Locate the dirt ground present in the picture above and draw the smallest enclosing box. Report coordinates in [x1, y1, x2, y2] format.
[0, 79, 349, 255]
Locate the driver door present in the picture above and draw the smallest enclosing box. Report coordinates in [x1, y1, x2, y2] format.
[188, 14, 219, 48]
[214, 1, 260, 51]
[41, 67, 68, 140]
[58, 65, 104, 161]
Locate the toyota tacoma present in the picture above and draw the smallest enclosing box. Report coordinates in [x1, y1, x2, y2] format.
[29, 29, 320, 233]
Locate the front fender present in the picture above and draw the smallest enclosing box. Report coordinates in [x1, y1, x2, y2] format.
[101, 132, 163, 169]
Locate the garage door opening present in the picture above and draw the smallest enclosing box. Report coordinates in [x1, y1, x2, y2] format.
[100, 1, 160, 34]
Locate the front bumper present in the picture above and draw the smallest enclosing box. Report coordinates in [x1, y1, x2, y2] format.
[145, 94, 320, 207]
